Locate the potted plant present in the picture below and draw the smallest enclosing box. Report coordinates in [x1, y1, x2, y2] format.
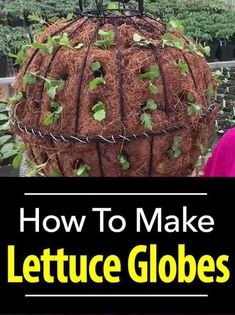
[0, 100, 20, 176]
[0, 25, 9, 77]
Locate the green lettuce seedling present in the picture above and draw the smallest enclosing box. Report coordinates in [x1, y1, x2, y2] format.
[139, 65, 160, 80]
[168, 136, 181, 160]
[117, 153, 130, 171]
[175, 59, 189, 76]
[91, 101, 106, 121]
[95, 30, 115, 49]
[76, 163, 91, 177]
[162, 33, 184, 50]
[43, 102, 63, 126]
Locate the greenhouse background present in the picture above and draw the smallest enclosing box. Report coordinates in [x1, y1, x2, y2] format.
[0, 0, 235, 176]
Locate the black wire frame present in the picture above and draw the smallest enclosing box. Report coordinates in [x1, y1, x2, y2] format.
[79, 0, 144, 17]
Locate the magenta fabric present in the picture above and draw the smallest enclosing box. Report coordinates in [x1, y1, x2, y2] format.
[204, 128, 235, 177]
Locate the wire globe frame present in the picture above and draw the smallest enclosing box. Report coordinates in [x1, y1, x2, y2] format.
[11, 0, 218, 176]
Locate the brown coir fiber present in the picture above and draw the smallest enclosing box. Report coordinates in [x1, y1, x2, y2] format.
[12, 15, 218, 176]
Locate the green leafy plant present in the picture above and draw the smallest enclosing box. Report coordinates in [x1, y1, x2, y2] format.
[95, 30, 115, 49]
[88, 77, 105, 90]
[168, 136, 181, 160]
[43, 77, 65, 99]
[139, 65, 160, 80]
[187, 92, 195, 102]
[0, 135, 11, 146]
[175, 58, 189, 76]
[133, 33, 154, 47]
[199, 143, 211, 158]
[142, 99, 157, 111]
[23, 73, 65, 99]
[198, 44, 210, 57]
[26, 160, 48, 176]
[90, 61, 101, 72]
[0, 102, 10, 134]
[8, 91, 24, 105]
[117, 153, 130, 171]
[149, 83, 159, 95]
[162, 33, 184, 50]
[91, 101, 106, 122]
[43, 102, 63, 126]
[23, 72, 38, 87]
[187, 104, 202, 115]
[32, 33, 84, 54]
[0, 142, 26, 169]
[140, 99, 157, 131]
[47, 33, 72, 49]
[140, 113, 154, 131]
[189, 40, 210, 57]
[32, 41, 54, 54]
[167, 19, 184, 33]
[8, 44, 30, 65]
[76, 162, 91, 177]
[66, 12, 75, 21]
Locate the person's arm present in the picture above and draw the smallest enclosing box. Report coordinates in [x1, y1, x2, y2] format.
[204, 128, 235, 177]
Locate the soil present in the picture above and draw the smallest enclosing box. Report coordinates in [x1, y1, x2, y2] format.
[12, 15, 218, 177]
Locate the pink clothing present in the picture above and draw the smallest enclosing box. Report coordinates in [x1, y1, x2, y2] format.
[204, 128, 235, 177]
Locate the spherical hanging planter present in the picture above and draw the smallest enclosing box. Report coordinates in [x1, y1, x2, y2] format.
[11, 0, 218, 177]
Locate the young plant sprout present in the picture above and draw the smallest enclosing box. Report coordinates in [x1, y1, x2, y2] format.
[95, 30, 115, 49]
[43, 102, 63, 126]
[76, 162, 91, 177]
[187, 92, 195, 103]
[91, 101, 106, 122]
[117, 153, 130, 171]
[23, 72, 39, 87]
[139, 65, 160, 80]
[26, 160, 48, 177]
[90, 61, 101, 72]
[43, 78, 65, 99]
[88, 77, 105, 90]
[168, 136, 181, 160]
[188, 42, 210, 57]
[133, 33, 154, 47]
[187, 104, 202, 115]
[89, 60, 105, 90]
[197, 44, 210, 57]
[8, 92, 24, 105]
[142, 99, 157, 111]
[149, 83, 159, 95]
[166, 19, 184, 34]
[32, 41, 54, 54]
[140, 99, 157, 131]
[23, 73, 65, 100]
[32, 33, 84, 54]
[8, 44, 30, 65]
[162, 33, 184, 50]
[175, 59, 189, 76]
[185, 92, 202, 116]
